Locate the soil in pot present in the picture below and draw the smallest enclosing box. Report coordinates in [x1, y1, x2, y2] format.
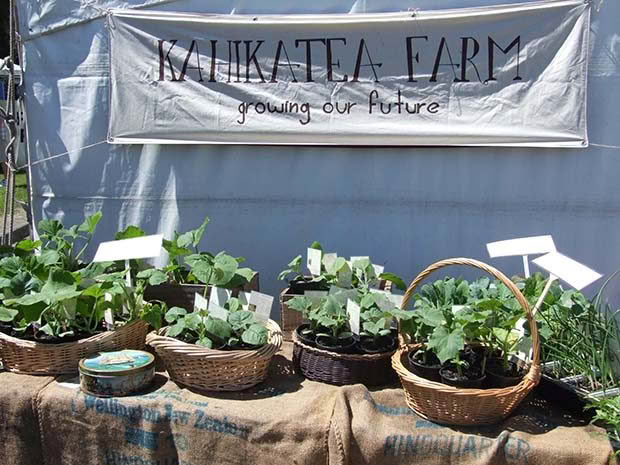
[295, 323, 317, 347]
[440, 364, 486, 389]
[315, 334, 357, 354]
[358, 334, 398, 354]
[407, 350, 442, 382]
[486, 358, 525, 388]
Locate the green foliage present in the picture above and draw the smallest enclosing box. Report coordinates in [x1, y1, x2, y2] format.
[586, 396, 620, 450]
[163, 296, 268, 349]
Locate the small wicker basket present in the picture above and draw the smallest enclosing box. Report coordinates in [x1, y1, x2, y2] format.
[292, 331, 397, 386]
[0, 320, 149, 375]
[146, 319, 282, 391]
[391, 258, 541, 425]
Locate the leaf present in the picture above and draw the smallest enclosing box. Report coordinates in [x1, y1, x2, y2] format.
[167, 319, 186, 338]
[205, 317, 233, 341]
[197, 336, 213, 348]
[228, 310, 254, 329]
[326, 257, 347, 276]
[38, 323, 55, 337]
[378, 272, 407, 291]
[241, 324, 268, 346]
[38, 219, 63, 238]
[39, 249, 60, 266]
[77, 212, 102, 234]
[15, 239, 41, 252]
[115, 225, 146, 240]
[0, 307, 18, 322]
[141, 303, 163, 330]
[427, 326, 465, 364]
[0, 256, 23, 275]
[183, 312, 202, 331]
[163, 239, 191, 260]
[211, 253, 238, 286]
[165, 307, 187, 324]
[416, 305, 445, 328]
[286, 296, 313, 313]
[234, 268, 255, 283]
[310, 241, 323, 251]
[227, 298, 241, 313]
[137, 269, 168, 286]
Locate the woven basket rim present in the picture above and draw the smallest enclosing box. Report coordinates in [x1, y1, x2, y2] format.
[292, 328, 396, 361]
[0, 319, 147, 350]
[146, 318, 282, 360]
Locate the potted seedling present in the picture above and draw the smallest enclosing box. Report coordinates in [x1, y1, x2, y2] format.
[312, 296, 355, 353]
[139, 217, 258, 308]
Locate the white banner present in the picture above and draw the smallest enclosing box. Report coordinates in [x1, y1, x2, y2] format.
[107, 1, 590, 147]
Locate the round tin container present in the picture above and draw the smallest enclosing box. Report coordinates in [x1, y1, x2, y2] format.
[78, 350, 155, 397]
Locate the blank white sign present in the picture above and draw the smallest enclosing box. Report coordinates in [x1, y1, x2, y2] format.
[487, 235, 556, 258]
[533, 252, 602, 290]
[93, 234, 163, 262]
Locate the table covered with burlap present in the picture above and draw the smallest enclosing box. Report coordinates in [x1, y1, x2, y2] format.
[0, 342, 615, 465]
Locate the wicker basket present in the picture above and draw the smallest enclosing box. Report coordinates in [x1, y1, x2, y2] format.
[292, 331, 397, 386]
[280, 279, 392, 340]
[0, 320, 149, 375]
[146, 319, 282, 391]
[391, 258, 541, 426]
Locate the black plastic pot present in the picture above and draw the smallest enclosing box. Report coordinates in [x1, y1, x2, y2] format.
[295, 323, 317, 347]
[315, 335, 357, 354]
[407, 350, 442, 382]
[439, 366, 486, 388]
[288, 277, 328, 294]
[486, 358, 524, 388]
[358, 334, 397, 354]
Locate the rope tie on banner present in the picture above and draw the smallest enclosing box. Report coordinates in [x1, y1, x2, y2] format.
[1, 0, 19, 245]
[18, 139, 108, 170]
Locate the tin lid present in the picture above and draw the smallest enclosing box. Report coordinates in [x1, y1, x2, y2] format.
[79, 350, 154, 376]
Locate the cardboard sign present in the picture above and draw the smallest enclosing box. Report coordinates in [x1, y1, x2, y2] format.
[347, 299, 361, 336]
[194, 292, 208, 311]
[532, 252, 602, 290]
[249, 291, 273, 322]
[208, 301, 229, 321]
[210, 287, 232, 307]
[93, 234, 164, 262]
[307, 248, 322, 276]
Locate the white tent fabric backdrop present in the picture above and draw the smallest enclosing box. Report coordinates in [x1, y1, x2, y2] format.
[16, 0, 620, 312]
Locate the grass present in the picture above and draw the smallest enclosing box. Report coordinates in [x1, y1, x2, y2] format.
[0, 171, 28, 213]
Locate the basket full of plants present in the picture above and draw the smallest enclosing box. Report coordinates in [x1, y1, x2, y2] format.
[391, 258, 541, 425]
[287, 255, 408, 386]
[146, 292, 282, 391]
[0, 214, 164, 375]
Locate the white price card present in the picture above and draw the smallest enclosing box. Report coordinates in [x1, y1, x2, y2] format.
[307, 248, 323, 276]
[532, 252, 602, 290]
[322, 253, 338, 269]
[372, 264, 385, 276]
[208, 301, 229, 321]
[347, 299, 361, 335]
[238, 291, 252, 310]
[486, 235, 556, 258]
[93, 234, 164, 262]
[210, 287, 232, 307]
[249, 291, 274, 322]
[194, 292, 208, 311]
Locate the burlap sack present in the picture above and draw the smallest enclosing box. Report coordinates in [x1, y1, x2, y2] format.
[2, 342, 616, 465]
[0, 371, 54, 464]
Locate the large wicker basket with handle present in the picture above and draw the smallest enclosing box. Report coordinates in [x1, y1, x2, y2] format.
[0, 320, 149, 375]
[146, 319, 282, 391]
[391, 258, 541, 425]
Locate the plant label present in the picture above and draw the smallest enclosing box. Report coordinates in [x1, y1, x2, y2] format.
[104, 292, 115, 328]
[347, 299, 361, 335]
[304, 290, 328, 307]
[93, 234, 164, 262]
[514, 317, 533, 360]
[249, 291, 273, 322]
[322, 253, 338, 269]
[486, 235, 556, 258]
[210, 287, 232, 307]
[237, 291, 252, 310]
[194, 292, 208, 311]
[307, 248, 323, 276]
[533, 252, 602, 290]
[208, 301, 229, 321]
[451, 305, 466, 312]
[372, 264, 385, 276]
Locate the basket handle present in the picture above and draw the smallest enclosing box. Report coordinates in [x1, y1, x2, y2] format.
[399, 257, 540, 367]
